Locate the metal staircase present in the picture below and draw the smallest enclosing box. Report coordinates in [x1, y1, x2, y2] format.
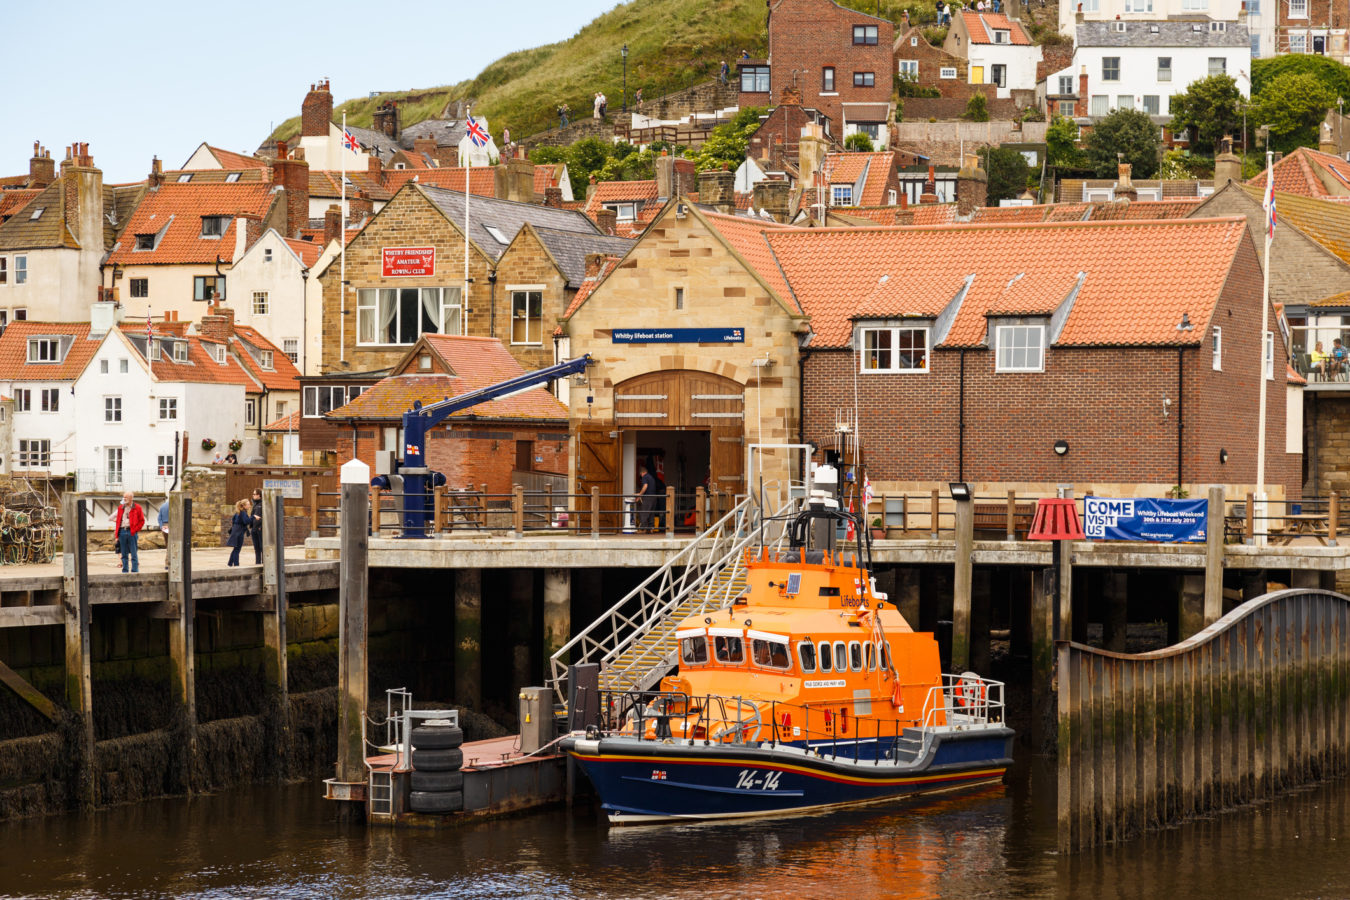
[549, 492, 800, 702]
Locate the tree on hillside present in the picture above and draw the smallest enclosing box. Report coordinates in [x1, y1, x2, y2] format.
[1085, 108, 1161, 178]
[1253, 54, 1350, 101]
[693, 106, 767, 173]
[1252, 72, 1337, 154]
[1168, 75, 1243, 154]
[984, 147, 1031, 205]
[1045, 115, 1083, 167]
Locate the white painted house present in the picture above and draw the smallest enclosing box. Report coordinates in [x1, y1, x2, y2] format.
[1056, 0, 1264, 58]
[223, 228, 324, 374]
[945, 12, 1042, 99]
[1047, 21, 1250, 124]
[0, 319, 101, 478]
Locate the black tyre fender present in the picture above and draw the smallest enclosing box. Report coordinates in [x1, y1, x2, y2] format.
[410, 769, 464, 792]
[409, 790, 464, 814]
[411, 724, 464, 750]
[411, 747, 463, 771]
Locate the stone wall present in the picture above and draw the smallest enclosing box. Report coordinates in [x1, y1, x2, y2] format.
[643, 79, 740, 121]
[522, 118, 615, 151]
[183, 466, 229, 546]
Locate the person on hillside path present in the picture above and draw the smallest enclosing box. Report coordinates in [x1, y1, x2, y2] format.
[594, 92, 603, 119]
[599, 92, 608, 119]
[720, 60, 729, 84]
[110, 491, 144, 573]
[558, 103, 570, 128]
[635, 87, 643, 112]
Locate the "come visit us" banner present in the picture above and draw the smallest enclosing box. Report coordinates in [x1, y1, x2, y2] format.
[1083, 496, 1208, 543]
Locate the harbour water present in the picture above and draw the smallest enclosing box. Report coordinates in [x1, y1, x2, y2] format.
[1, 757, 1347, 899]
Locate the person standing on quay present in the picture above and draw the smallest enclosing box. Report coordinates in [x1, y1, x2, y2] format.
[251, 489, 264, 565]
[158, 496, 171, 570]
[110, 491, 144, 573]
[226, 499, 251, 567]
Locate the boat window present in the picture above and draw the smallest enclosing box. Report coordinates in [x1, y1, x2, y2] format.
[881, 641, 893, 670]
[714, 635, 744, 664]
[798, 641, 817, 673]
[865, 642, 876, 671]
[818, 641, 832, 672]
[680, 636, 708, 665]
[833, 642, 848, 672]
[849, 641, 863, 671]
[752, 639, 791, 670]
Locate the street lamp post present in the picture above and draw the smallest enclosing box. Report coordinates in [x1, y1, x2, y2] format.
[622, 43, 629, 113]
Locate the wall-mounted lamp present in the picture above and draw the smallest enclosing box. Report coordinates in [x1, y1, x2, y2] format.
[1054, 440, 1069, 456]
[1219, 448, 1229, 464]
[949, 482, 971, 501]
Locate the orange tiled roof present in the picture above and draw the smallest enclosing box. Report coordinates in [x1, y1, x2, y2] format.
[0, 189, 41, 221]
[105, 182, 277, 265]
[908, 205, 958, 225]
[309, 170, 391, 201]
[1287, 363, 1307, 386]
[563, 255, 623, 318]
[832, 206, 904, 225]
[209, 146, 267, 170]
[148, 333, 257, 387]
[332, 335, 567, 421]
[382, 167, 496, 196]
[765, 217, 1248, 348]
[961, 11, 1032, 44]
[0, 321, 98, 381]
[263, 410, 301, 432]
[702, 211, 801, 311]
[1248, 147, 1350, 198]
[585, 180, 659, 213]
[284, 237, 324, 267]
[535, 163, 565, 196]
[231, 325, 301, 391]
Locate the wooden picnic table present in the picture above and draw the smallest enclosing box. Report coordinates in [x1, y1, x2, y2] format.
[1275, 512, 1330, 545]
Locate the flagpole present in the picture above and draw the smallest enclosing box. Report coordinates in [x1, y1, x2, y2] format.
[463, 111, 471, 336]
[1256, 149, 1273, 541]
[340, 113, 347, 365]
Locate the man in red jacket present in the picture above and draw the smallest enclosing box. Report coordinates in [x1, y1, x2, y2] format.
[110, 491, 145, 573]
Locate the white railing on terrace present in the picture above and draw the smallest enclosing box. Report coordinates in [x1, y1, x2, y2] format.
[549, 487, 803, 702]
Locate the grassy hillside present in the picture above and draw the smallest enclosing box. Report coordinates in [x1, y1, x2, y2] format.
[269, 0, 925, 145]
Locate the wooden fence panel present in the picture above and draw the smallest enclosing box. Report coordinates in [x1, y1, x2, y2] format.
[1057, 589, 1350, 852]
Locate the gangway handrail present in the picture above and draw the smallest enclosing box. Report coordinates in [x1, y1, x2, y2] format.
[548, 486, 803, 701]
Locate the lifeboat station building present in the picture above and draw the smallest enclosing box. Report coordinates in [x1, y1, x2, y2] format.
[564, 207, 1302, 506]
[560, 202, 809, 518]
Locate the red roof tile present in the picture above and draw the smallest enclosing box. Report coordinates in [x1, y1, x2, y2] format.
[908, 205, 958, 225]
[0, 189, 42, 221]
[263, 410, 302, 432]
[208, 146, 268, 170]
[585, 180, 659, 213]
[701, 211, 801, 311]
[1247, 147, 1350, 198]
[961, 11, 1032, 44]
[146, 334, 257, 388]
[381, 167, 497, 196]
[535, 163, 565, 196]
[765, 217, 1248, 348]
[106, 183, 277, 265]
[563, 255, 623, 318]
[333, 335, 567, 421]
[284, 237, 324, 267]
[231, 325, 301, 391]
[0, 321, 98, 381]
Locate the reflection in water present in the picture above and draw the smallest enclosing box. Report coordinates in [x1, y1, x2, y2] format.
[0, 757, 1347, 900]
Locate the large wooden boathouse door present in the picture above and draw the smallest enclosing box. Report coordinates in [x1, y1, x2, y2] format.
[577, 423, 619, 529]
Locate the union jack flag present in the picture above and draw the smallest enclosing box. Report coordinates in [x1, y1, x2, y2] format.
[1263, 159, 1277, 240]
[466, 116, 489, 148]
[342, 128, 361, 152]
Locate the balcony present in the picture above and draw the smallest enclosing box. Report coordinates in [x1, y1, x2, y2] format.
[1290, 325, 1350, 390]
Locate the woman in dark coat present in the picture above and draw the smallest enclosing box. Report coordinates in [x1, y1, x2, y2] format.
[251, 489, 264, 564]
[226, 499, 251, 567]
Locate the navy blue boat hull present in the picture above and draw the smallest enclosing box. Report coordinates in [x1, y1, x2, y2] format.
[565, 728, 1014, 823]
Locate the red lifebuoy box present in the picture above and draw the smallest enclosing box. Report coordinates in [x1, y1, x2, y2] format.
[1028, 498, 1085, 541]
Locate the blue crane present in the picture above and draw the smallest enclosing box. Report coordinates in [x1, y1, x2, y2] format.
[393, 355, 591, 537]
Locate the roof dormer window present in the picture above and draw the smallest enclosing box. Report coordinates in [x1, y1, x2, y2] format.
[174, 341, 188, 363]
[225, 172, 240, 183]
[214, 344, 226, 364]
[135, 233, 156, 250]
[260, 349, 274, 370]
[993, 29, 1010, 42]
[26, 337, 60, 364]
[200, 216, 229, 238]
[177, 173, 192, 183]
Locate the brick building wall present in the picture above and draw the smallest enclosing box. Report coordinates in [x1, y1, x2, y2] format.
[800, 238, 1300, 498]
[334, 422, 567, 493]
[769, 0, 895, 124]
[894, 26, 971, 99]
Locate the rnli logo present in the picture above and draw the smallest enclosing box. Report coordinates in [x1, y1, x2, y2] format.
[650, 770, 667, 780]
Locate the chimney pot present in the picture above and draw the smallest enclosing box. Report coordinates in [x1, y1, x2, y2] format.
[595, 207, 618, 235]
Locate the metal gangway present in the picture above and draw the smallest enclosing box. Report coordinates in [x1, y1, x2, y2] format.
[548, 488, 802, 703]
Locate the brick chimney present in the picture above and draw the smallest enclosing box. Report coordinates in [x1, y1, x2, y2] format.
[368, 154, 383, 179]
[349, 190, 373, 223]
[1214, 135, 1242, 188]
[798, 125, 829, 189]
[60, 143, 103, 254]
[1075, 67, 1089, 118]
[655, 152, 674, 200]
[148, 156, 164, 189]
[301, 80, 334, 138]
[780, 85, 804, 106]
[673, 158, 697, 198]
[1114, 162, 1137, 202]
[595, 207, 618, 235]
[199, 304, 236, 342]
[752, 178, 791, 222]
[324, 204, 343, 246]
[234, 213, 263, 261]
[413, 138, 437, 158]
[955, 153, 988, 216]
[698, 169, 736, 214]
[28, 142, 54, 188]
[544, 186, 563, 208]
[372, 100, 400, 139]
[271, 140, 310, 238]
[920, 164, 938, 204]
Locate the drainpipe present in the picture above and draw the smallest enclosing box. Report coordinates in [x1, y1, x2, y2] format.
[1176, 347, 1185, 489]
[958, 348, 967, 482]
[488, 269, 498, 338]
[797, 346, 811, 445]
[171, 431, 181, 492]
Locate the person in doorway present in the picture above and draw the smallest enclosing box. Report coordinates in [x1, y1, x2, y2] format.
[110, 491, 144, 573]
[158, 496, 170, 570]
[636, 463, 660, 532]
[226, 499, 251, 567]
[251, 489, 264, 565]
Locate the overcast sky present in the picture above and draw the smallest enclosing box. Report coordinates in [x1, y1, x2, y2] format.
[6, 0, 621, 184]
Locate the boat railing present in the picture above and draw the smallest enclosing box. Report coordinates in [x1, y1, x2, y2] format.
[595, 689, 951, 765]
[915, 673, 1006, 760]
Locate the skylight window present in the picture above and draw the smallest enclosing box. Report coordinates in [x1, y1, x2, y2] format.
[484, 225, 510, 244]
[177, 173, 192, 183]
[225, 172, 240, 183]
[28, 207, 44, 221]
